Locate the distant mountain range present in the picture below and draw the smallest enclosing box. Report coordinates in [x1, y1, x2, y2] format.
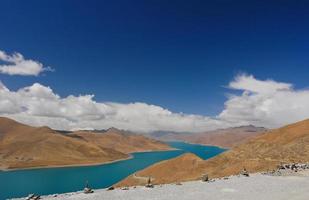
[116, 119, 309, 187]
[0, 117, 171, 170]
[148, 125, 267, 148]
[69, 128, 173, 154]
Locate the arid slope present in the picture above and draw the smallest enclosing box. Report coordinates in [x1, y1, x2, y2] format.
[117, 119, 309, 187]
[0, 117, 128, 170]
[202, 119, 309, 178]
[115, 153, 206, 187]
[0, 117, 171, 170]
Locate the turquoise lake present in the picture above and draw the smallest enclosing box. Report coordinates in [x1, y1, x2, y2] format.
[0, 142, 226, 199]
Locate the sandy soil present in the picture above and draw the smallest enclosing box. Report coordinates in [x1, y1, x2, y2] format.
[17, 173, 309, 200]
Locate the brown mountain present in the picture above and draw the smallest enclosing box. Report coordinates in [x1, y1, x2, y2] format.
[149, 125, 267, 148]
[202, 118, 309, 178]
[116, 119, 309, 187]
[0, 117, 128, 170]
[69, 128, 172, 154]
[0, 117, 171, 170]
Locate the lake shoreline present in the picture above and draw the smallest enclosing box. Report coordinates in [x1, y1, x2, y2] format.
[0, 141, 225, 172]
[0, 142, 224, 200]
[167, 140, 229, 150]
[0, 148, 178, 172]
[0, 155, 133, 172]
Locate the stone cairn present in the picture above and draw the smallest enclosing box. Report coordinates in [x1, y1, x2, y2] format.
[202, 173, 209, 182]
[145, 176, 154, 188]
[240, 167, 249, 177]
[84, 180, 94, 194]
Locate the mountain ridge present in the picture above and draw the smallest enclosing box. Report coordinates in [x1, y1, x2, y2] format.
[148, 125, 267, 148]
[0, 117, 171, 170]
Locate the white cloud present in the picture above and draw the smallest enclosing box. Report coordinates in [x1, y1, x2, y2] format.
[0, 50, 51, 76]
[0, 81, 229, 132]
[0, 74, 308, 132]
[219, 74, 309, 128]
[228, 74, 292, 94]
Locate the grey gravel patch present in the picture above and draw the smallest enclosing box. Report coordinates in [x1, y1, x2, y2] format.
[13, 173, 309, 200]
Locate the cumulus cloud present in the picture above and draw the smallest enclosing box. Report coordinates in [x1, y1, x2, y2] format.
[219, 74, 309, 128]
[0, 81, 228, 132]
[0, 74, 308, 132]
[0, 50, 51, 76]
[228, 74, 292, 94]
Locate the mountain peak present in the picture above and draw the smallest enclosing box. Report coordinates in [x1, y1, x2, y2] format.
[107, 127, 120, 132]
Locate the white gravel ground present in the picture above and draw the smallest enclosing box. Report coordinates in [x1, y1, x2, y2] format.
[28, 173, 309, 200]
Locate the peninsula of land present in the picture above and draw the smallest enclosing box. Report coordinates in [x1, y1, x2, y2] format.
[0, 117, 172, 170]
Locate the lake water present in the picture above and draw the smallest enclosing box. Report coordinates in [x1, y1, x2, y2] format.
[0, 142, 226, 199]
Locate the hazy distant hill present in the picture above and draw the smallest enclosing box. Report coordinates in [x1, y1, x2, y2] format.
[149, 125, 267, 148]
[117, 119, 309, 187]
[70, 128, 172, 154]
[0, 117, 171, 170]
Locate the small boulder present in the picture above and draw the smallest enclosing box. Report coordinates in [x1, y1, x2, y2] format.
[107, 186, 114, 191]
[26, 194, 35, 200]
[83, 187, 93, 194]
[277, 164, 285, 170]
[145, 184, 154, 188]
[26, 194, 41, 200]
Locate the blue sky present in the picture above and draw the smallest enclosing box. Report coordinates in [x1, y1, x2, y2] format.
[0, 0, 309, 132]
